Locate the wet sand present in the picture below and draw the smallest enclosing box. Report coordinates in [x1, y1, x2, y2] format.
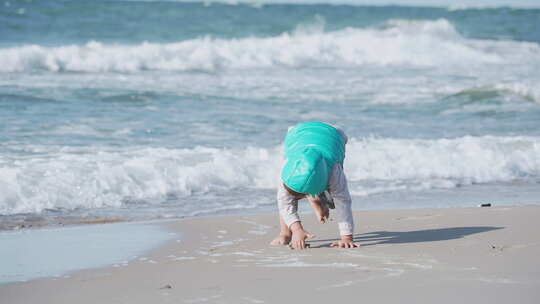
[1, 205, 540, 303]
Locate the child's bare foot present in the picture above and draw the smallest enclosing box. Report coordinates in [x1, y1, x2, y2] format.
[309, 197, 329, 223]
[270, 230, 315, 246]
[270, 234, 291, 246]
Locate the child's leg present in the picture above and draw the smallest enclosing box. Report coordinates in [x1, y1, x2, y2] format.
[308, 196, 329, 223]
[270, 215, 292, 245]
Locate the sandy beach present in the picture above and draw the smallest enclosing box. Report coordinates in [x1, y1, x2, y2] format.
[2, 1, 540, 303]
[1, 205, 539, 304]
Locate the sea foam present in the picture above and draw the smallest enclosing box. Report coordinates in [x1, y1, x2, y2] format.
[1, 19, 537, 73]
[1, 135, 539, 215]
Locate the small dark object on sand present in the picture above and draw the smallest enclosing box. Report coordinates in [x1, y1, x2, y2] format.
[480, 203, 492, 207]
[159, 284, 173, 289]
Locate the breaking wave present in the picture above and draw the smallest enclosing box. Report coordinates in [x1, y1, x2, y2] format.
[1, 135, 539, 215]
[2, 19, 537, 73]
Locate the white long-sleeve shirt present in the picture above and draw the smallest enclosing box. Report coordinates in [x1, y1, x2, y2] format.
[277, 163, 354, 236]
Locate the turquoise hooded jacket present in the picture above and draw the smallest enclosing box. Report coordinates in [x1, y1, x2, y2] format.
[281, 122, 346, 195]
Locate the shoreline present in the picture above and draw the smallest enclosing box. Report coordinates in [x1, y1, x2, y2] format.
[0, 220, 174, 284]
[2, 197, 539, 231]
[1, 205, 540, 303]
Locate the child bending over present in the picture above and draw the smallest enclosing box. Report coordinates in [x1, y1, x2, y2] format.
[271, 122, 358, 249]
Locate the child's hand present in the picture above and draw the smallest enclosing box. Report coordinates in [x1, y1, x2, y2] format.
[290, 222, 314, 249]
[330, 235, 359, 248]
[291, 230, 315, 249]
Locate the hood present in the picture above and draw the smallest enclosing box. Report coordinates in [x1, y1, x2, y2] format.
[281, 148, 328, 196]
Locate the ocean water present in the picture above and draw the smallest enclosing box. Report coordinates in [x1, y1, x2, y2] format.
[0, 221, 173, 283]
[1, 1, 540, 226]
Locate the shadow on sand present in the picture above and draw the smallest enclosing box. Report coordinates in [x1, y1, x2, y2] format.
[308, 226, 503, 248]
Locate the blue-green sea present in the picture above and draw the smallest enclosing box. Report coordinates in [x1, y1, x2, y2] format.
[1, 1, 540, 224]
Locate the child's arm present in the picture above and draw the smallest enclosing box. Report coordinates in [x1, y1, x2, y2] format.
[277, 182, 300, 228]
[276, 183, 314, 249]
[328, 164, 359, 248]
